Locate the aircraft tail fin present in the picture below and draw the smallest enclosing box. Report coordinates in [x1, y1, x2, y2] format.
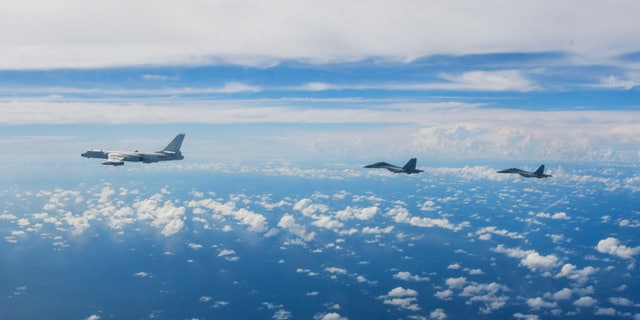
[162, 134, 185, 152]
[534, 165, 545, 175]
[402, 158, 418, 171]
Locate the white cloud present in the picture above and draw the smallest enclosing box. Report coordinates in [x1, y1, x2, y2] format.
[596, 237, 640, 259]
[434, 289, 454, 300]
[609, 297, 638, 307]
[447, 263, 461, 270]
[595, 308, 616, 316]
[314, 312, 347, 320]
[393, 271, 429, 282]
[388, 206, 466, 231]
[492, 245, 559, 272]
[335, 206, 378, 221]
[445, 277, 467, 289]
[134, 194, 185, 236]
[272, 309, 292, 320]
[468, 269, 485, 275]
[552, 288, 573, 301]
[187, 198, 267, 233]
[218, 249, 235, 257]
[278, 214, 315, 241]
[554, 263, 598, 284]
[594, 75, 638, 90]
[311, 216, 344, 231]
[536, 212, 570, 220]
[3, 98, 640, 163]
[293, 198, 329, 216]
[476, 226, 524, 240]
[436, 70, 538, 92]
[573, 296, 597, 308]
[459, 282, 510, 314]
[2, 1, 638, 69]
[378, 287, 421, 311]
[325, 267, 347, 275]
[362, 226, 393, 234]
[526, 297, 558, 309]
[429, 308, 447, 320]
[217, 82, 262, 94]
[513, 313, 540, 320]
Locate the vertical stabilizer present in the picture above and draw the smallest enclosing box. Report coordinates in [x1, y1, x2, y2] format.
[534, 165, 545, 176]
[162, 134, 185, 152]
[403, 158, 418, 171]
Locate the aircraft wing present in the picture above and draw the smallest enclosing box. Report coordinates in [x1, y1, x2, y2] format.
[497, 168, 528, 174]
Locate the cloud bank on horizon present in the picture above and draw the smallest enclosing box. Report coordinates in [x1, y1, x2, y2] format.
[2, 0, 639, 69]
[1, 0, 639, 163]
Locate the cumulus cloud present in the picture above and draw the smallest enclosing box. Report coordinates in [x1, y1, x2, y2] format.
[526, 297, 558, 309]
[388, 206, 466, 231]
[573, 296, 597, 308]
[393, 271, 429, 282]
[278, 214, 315, 241]
[335, 206, 378, 220]
[554, 263, 598, 284]
[434, 289, 454, 300]
[325, 267, 348, 275]
[293, 199, 330, 216]
[492, 245, 559, 272]
[378, 287, 421, 311]
[475, 226, 524, 241]
[134, 194, 185, 236]
[609, 297, 639, 307]
[596, 237, 640, 259]
[429, 308, 447, 320]
[187, 198, 267, 233]
[445, 277, 467, 289]
[594, 308, 616, 316]
[536, 211, 570, 220]
[314, 312, 347, 320]
[362, 226, 393, 234]
[552, 288, 573, 301]
[459, 282, 510, 314]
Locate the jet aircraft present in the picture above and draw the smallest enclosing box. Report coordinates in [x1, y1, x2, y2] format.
[81, 134, 185, 166]
[497, 164, 551, 178]
[364, 158, 423, 174]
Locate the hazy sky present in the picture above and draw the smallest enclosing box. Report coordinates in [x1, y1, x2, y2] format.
[1, 0, 639, 164]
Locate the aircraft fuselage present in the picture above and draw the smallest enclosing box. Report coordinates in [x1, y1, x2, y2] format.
[81, 134, 186, 166]
[81, 149, 183, 165]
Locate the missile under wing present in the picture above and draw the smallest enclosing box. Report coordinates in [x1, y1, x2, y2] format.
[81, 134, 185, 166]
[364, 158, 423, 174]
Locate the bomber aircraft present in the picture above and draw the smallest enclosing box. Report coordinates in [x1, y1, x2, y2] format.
[81, 134, 185, 166]
[364, 158, 424, 174]
[497, 164, 552, 178]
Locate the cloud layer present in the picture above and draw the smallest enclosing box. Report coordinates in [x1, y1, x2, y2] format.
[2, 0, 640, 69]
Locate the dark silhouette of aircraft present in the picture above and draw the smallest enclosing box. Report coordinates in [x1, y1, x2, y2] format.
[364, 158, 423, 174]
[497, 164, 552, 178]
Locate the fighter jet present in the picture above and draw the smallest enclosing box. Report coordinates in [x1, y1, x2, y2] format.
[81, 134, 185, 166]
[364, 158, 424, 174]
[497, 164, 551, 178]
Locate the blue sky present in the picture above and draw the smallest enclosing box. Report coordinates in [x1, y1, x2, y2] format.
[1, 0, 639, 164]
